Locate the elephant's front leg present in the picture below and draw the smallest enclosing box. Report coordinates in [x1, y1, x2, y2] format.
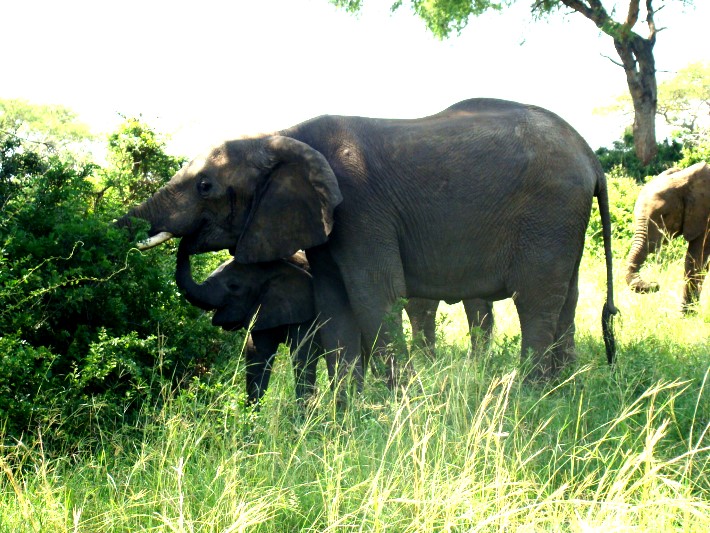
[682, 237, 710, 313]
[405, 298, 440, 360]
[307, 247, 364, 398]
[288, 323, 321, 403]
[344, 263, 409, 390]
[245, 330, 282, 405]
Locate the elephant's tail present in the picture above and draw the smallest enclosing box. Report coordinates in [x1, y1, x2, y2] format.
[596, 173, 619, 366]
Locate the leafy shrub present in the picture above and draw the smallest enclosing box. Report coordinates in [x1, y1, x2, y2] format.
[101, 116, 186, 211]
[585, 169, 641, 257]
[0, 118, 234, 447]
[678, 131, 710, 167]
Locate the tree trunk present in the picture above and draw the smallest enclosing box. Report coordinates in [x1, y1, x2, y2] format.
[557, 1, 659, 166]
[614, 34, 658, 165]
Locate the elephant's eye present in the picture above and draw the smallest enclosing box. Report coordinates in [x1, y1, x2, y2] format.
[197, 177, 213, 196]
[227, 282, 246, 294]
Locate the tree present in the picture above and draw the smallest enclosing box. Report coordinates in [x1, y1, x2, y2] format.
[0, 98, 93, 151]
[655, 61, 710, 142]
[331, 0, 696, 165]
[600, 61, 710, 143]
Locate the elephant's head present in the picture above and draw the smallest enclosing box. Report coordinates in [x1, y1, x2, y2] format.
[626, 162, 710, 292]
[175, 238, 315, 331]
[118, 136, 343, 262]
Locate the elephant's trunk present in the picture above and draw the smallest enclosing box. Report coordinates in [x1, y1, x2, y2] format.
[625, 214, 660, 293]
[175, 242, 221, 310]
[116, 193, 175, 248]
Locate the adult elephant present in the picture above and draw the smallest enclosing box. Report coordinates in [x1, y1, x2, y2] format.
[625, 162, 710, 313]
[119, 98, 617, 386]
[176, 237, 491, 402]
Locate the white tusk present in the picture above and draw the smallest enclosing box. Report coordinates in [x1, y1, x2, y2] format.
[136, 231, 174, 250]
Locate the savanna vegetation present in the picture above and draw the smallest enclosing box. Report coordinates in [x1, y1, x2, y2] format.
[1, 98, 708, 531]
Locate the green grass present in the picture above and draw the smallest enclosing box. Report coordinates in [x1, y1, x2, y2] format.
[1, 254, 708, 532]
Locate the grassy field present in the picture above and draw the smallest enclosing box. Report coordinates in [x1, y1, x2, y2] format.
[1, 252, 708, 532]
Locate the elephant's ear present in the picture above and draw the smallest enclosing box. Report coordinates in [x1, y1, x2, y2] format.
[251, 262, 315, 331]
[235, 136, 343, 263]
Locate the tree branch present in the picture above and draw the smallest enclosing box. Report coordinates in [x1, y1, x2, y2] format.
[645, 0, 657, 43]
[626, 0, 641, 27]
[601, 53, 625, 69]
[559, 0, 601, 23]
[559, 0, 615, 33]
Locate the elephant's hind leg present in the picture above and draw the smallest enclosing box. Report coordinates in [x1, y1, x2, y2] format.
[463, 299, 494, 357]
[551, 268, 580, 376]
[514, 284, 569, 383]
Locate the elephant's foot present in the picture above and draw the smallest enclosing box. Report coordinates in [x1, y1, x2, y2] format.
[681, 284, 702, 315]
[628, 277, 660, 293]
[524, 366, 553, 385]
[521, 349, 556, 385]
[523, 344, 576, 384]
[550, 332, 576, 376]
[409, 336, 437, 361]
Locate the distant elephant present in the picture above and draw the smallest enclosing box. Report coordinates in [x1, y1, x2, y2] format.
[177, 236, 492, 403]
[120, 97, 617, 387]
[625, 162, 710, 312]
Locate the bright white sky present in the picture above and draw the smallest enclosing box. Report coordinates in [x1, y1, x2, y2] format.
[2, 0, 708, 156]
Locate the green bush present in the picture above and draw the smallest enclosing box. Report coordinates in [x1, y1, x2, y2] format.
[585, 168, 640, 258]
[678, 132, 710, 167]
[0, 119, 234, 447]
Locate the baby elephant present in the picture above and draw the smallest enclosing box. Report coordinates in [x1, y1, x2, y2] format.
[176, 239, 320, 405]
[176, 238, 495, 404]
[626, 161, 710, 312]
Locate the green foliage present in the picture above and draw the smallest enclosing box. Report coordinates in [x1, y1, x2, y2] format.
[330, 0, 504, 38]
[0, 109, 231, 446]
[679, 131, 710, 167]
[403, 0, 504, 38]
[100, 116, 186, 212]
[0, 98, 93, 147]
[595, 129, 684, 182]
[585, 169, 640, 258]
[657, 61, 710, 140]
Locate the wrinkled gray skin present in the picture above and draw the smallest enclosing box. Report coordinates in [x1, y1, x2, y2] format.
[626, 162, 710, 313]
[176, 237, 491, 402]
[120, 98, 617, 387]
